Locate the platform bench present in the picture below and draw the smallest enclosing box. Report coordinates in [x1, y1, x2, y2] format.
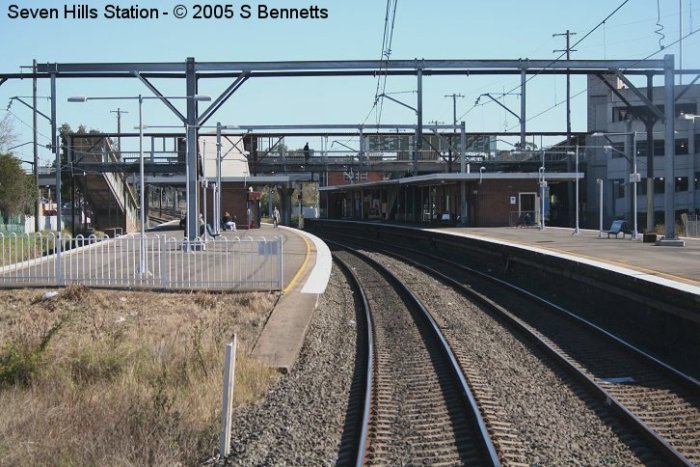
[606, 220, 628, 238]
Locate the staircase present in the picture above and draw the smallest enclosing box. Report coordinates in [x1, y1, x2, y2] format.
[71, 136, 138, 234]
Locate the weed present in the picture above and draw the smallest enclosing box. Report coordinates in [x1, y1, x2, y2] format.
[0, 316, 64, 388]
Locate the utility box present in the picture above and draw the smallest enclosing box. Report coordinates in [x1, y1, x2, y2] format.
[643, 233, 657, 243]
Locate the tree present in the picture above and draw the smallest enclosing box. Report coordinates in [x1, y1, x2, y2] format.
[0, 114, 18, 152]
[0, 153, 36, 222]
[513, 141, 538, 151]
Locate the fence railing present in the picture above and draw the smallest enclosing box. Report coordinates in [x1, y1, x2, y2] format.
[0, 233, 283, 291]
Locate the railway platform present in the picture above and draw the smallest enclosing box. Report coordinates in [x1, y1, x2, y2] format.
[251, 224, 332, 372]
[434, 226, 700, 295]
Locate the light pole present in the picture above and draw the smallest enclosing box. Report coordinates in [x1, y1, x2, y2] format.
[592, 131, 641, 240]
[538, 166, 547, 230]
[68, 94, 211, 271]
[571, 147, 580, 235]
[597, 178, 604, 237]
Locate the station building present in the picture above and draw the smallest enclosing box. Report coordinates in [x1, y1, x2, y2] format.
[586, 78, 700, 229]
[320, 155, 582, 228]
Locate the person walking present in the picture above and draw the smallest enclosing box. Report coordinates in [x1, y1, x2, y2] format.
[273, 206, 280, 228]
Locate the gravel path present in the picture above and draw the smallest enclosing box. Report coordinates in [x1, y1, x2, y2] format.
[221, 267, 359, 466]
[366, 250, 653, 466]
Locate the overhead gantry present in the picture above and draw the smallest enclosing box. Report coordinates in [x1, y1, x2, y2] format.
[1, 56, 696, 241]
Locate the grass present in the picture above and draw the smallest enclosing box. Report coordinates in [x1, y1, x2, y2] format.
[0, 285, 279, 466]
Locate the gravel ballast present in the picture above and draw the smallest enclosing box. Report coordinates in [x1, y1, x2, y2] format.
[223, 267, 358, 466]
[367, 250, 651, 466]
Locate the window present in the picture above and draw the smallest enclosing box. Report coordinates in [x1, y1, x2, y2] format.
[695, 173, 700, 190]
[654, 177, 666, 194]
[638, 180, 647, 195]
[675, 139, 689, 155]
[675, 177, 688, 192]
[654, 140, 665, 156]
[613, 179, 625, 199]
[695, 134, 700, 154]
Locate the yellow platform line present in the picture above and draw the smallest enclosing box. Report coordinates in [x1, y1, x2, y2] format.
[466, 232, 700, 287]
[283, 233, 312, 293]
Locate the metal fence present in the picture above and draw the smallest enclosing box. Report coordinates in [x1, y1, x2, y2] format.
[0, 233, 283, 291]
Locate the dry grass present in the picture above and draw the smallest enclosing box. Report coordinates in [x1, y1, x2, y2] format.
[0, 285, 280, 466]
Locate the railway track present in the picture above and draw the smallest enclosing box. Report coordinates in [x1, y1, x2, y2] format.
[330, 242, 499, 466]
[332, 233, 700, 466]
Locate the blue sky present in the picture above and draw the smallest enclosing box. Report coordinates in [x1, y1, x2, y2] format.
[1, 0, 699, 165]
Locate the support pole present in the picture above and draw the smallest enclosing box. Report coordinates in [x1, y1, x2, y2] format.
[414, 67, 423, 176]
[216, 122, 222, 235]
[645, 74, 655, 234]
[574, 144, 580, 234]
[50, 72, 62, 283]
[138, 95, 147, 274]
[51, 73, 60, 232]
[33, 59, 40, 233]
[663, 54, 677, 241]
[460, 121, 468, 225]
[554, 31, 577, 227]
[520, 69, 526, 149]
[631, 134, 638, 240]
[597, 178, 604, 237]
[185, 57, 199, 244]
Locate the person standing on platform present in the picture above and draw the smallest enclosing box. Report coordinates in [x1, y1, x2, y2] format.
[303, 142, 310, 163]
[273, 206, 280, 228]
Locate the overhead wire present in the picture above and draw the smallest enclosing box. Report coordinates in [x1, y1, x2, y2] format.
[655, 0, 667, 50]
[2, 108, 53, 143]
[376, 0, 399, 126]
[507, 20, 700, 131]
[457, 1, 631, 125]
[476, 0, 631, 118]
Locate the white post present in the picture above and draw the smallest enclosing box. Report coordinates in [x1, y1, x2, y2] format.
[219, 335, 237, 458]
[202, 178, 208, 239]
[597, 178, 604, 237]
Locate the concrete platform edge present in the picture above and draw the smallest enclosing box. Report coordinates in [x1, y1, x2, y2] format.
[251, 226, 331, 372]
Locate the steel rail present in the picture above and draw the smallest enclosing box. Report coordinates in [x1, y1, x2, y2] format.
[345, 234, 697, 467]
[328, 239, 501, 467]
[331, 254, 374, 467]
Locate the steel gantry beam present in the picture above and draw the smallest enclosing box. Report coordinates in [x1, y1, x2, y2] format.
[1, 56, 686, 243]
[33, 59, 671, 74]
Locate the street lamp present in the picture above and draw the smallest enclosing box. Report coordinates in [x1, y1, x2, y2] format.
[538, 166, 546, 230]
[592, 131, 640, 240]
[68, 94, 211, 273]
[597, 178, 604, 237]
